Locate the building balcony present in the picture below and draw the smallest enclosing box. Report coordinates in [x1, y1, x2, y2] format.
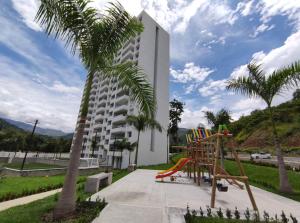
[93, 123, 102, 129]
[111, 126, 126, 134]
[115, 94, 129, 104]
[122, 45, 134, 57]
[112, 114, 126, 123]
[120, 52, 134, 63]
[95, 113, 104, 121]
[114, 104, 128, 113]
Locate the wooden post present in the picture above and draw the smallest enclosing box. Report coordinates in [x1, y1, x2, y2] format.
[211, 133, 221, 208]
[231, 140, 258, 211]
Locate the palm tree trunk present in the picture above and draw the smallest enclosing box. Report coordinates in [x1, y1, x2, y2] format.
[268, 106, 293, 193]
[135, 131, 140, 166]
[129, 151, 131, 165]
[166, 132, 169, 164]
[120, 149, 123, 169]
[53, 117, 86, 219]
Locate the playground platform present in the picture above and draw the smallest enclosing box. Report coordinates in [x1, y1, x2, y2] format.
[91, 169, 300, 223]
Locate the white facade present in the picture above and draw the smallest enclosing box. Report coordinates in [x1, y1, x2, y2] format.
[72, 11, 169, 169]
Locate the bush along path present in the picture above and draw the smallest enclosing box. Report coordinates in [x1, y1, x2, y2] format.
[0, 170, 130, 223]
[0, 176, 86, 202]
[184, 205, 299, 223]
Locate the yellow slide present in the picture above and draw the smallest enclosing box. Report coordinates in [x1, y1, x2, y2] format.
[158, 158, 187, 174]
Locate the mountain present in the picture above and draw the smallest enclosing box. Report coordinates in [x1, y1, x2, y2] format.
[3, 118, 70, 137]
[229, 99, 300, 150]
[0, 118, 24, 133]
[169, 127, 189, 145]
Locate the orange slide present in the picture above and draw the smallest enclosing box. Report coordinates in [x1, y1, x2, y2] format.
[156, 158, 191, 179]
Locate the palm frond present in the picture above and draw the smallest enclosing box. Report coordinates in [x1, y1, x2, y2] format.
[226, 77, 262, 99]
[203, 111, 216, 126]
[147, 119, 162, 132]
[96, 2, 143, 61]
[267, 61, 300, 100]
[35, 0, 97, 55]
[103, 62, 156, 117]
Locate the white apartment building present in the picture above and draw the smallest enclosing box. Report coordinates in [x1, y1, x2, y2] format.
[72, 11, 169, 169]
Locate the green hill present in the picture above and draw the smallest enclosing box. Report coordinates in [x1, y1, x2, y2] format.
[229, 99, 300, 151]
[0, 118, 71, 154]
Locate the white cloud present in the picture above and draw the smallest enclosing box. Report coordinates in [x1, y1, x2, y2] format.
[258, 0, 300, 30]
[232, 98, 264, 111]
[231, 29, 300, 79]
[250, 23, 275, 38]
[11, 0, 41, 31]
[198, 79, 227, 97]
[236, 0, 255, 17]
[209, 94, 222, 105]
[180, 106, 210, 129]
[11, 0, 239, 35]
[170, 62, 214, 83]
[0, 56, 82, 132]
[48, 81, 82, 94]
[0, 10, 84, 132]
[173, 0, 206, 33]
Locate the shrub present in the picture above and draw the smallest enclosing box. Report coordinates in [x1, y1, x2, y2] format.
[226, 208, 232, 219]
[216, 208, 223, 218]
[234, 207, 240, 220]
[281, 211, 288, 223]
[244, 208, 251, 221]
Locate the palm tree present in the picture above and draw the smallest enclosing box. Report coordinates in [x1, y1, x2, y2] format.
[36, 1, 156, 219]
[204, 109, 232, 168]
[203, 109, 231, 132]
[226, 61, 300, 193]
[90, 131, 99, 158]
[127, 141, 137, 165]
[126, 115, 162, 166]
[115, 138, 137, 166]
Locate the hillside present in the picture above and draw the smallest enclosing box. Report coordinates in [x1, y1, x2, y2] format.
[0, 118, 72, 153]
[3, 118, 68, 137]
[229, 99, 300, 149]
[0, 118, 24, 133]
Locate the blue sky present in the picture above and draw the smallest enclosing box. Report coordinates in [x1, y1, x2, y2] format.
[1, 0, 300, 132]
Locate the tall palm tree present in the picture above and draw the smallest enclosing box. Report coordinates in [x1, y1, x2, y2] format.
[126, 114, 162, 166]
[204, 108, 232, 168]
[36, 1, 156, 218]
[127, 141, 137, 166]
[203, 109, 231, 131]
[116, 138, 137, 166]
[227, 61, 300, 193]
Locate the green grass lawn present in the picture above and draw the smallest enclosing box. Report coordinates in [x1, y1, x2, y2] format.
[0, 170, 129, 223]
[3, 162, 62, 170]
[224, 160, 300, 201]
[0, 174, 86, 202]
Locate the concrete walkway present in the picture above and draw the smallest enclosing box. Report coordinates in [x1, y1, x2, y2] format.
[0, 188, 61, 212]
[91, 169, 300, 223]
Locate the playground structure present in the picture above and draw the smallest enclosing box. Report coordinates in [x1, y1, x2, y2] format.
[155, 125, 258, 211]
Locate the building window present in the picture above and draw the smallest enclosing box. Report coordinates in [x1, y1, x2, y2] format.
[128, 132, 132, 138]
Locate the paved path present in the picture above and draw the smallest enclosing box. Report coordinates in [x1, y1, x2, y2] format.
[91, 169, 300, 223]
[0, 188, 61, 212]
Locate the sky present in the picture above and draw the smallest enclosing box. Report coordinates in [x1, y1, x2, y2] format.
[1, 0, 300, 132]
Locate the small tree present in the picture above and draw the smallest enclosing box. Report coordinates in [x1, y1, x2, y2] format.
[126, 114, 162, 166]
[169, 99, 184, 144]
[227, 61, 300, 193]
[204, 108, 232, 168]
